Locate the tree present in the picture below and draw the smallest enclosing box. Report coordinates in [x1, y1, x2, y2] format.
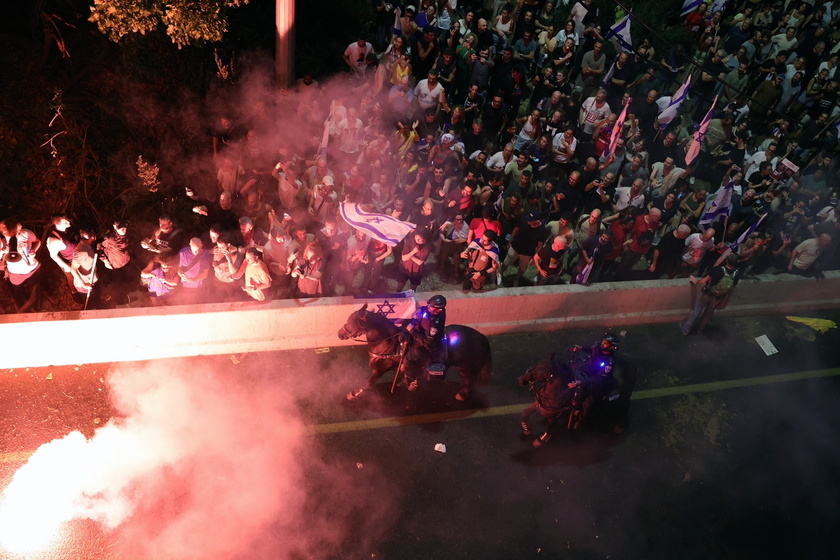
[88, 0, 248, 48]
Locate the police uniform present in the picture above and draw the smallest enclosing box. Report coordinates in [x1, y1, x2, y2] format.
[403, 304, 446, 384]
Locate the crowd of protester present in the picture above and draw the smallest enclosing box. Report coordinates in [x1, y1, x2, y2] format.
[1, 0, 840, 312]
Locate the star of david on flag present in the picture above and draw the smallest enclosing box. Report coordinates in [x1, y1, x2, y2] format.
[699, 179, 734, 231]
[354, 291, 417, 322]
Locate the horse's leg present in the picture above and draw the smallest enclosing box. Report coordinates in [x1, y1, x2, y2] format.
[347, 358, 395, 400]
[367, 358, 391, 387]
[454, 365, 472, 401]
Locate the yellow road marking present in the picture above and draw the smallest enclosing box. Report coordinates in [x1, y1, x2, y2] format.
[309, 367, 840, 434]
[2, 368, 838, 464]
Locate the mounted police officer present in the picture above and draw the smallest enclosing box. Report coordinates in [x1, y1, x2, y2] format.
[569, 332, 620, 429]
[401, 294, 447, 391]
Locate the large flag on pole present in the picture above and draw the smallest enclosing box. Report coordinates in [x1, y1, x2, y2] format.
[393, 6, 402, 36]
[600, 55, 618, 88]
[681, 0, 705, 17]
[657, 75, 691, 130]
[354, 291, 416, 322]
[698, 181, 734, 231]
[714, 213, 767, 266]
[684, 95, 718, 166]
[607, 100, 629, 157]
[606, 14, 632, 52]
[340, 203, 416, 247]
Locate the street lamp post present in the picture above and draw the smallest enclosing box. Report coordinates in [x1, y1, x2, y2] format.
[275, 0, 295, 91]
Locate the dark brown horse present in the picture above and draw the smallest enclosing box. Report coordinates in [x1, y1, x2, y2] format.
[338, 304, 492, 400]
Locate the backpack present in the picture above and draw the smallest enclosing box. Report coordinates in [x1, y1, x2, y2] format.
[710, 269, 736, 309]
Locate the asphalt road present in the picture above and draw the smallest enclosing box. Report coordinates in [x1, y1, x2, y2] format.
[1, 310, 839, 560]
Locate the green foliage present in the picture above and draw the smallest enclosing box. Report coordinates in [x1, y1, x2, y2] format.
[89, 0, 249, 48]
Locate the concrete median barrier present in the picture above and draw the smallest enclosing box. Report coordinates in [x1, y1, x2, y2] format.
[1, 272, 838, 369]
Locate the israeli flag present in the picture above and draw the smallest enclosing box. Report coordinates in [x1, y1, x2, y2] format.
[699, 181, 734, 231]
[354, 291, 417, 322]
[606, 14, 632, 52]
[681, 0, 705, 17]
[657, 75, 691, 130]
[685, 95, 718, 166]
[340, 203, 416, 247]
[607, 100, 629, 157]
[714, 213, 767, 266]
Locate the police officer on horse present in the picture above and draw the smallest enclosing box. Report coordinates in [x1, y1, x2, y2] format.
[401, 294, 447, 391]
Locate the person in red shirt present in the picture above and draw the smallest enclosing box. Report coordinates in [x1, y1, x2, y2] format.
[616, 208, 661, 280]
[467, 205, 503, 244]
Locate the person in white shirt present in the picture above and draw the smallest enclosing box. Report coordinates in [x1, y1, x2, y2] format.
[344, 38, 374, 78]
[414, 69, 448, 114]
[579, 89, 611, 135]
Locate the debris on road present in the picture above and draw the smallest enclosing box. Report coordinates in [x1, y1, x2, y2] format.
[434, 443, 447, 453]
[755, 335, 778, 356]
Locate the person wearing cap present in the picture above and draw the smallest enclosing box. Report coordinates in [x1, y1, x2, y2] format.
[308, 175, 339, 227]
[504, 210, 547, 287]
[415, 69, 448, 116]
[399, 6, 419, 43]
[400, 294, 448, 392]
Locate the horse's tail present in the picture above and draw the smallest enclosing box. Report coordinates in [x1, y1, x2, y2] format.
[477, 336, 493, 386]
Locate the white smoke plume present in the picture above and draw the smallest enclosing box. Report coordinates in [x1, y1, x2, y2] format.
[0, 356, 398, 559]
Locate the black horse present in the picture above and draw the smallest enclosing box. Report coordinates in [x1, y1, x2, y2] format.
[338, 304, 493, 401]
[518, 348, 637, 446]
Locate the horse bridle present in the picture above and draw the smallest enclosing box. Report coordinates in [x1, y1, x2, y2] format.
[346, 327, 403, 359]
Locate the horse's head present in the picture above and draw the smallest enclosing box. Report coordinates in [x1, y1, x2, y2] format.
[338, 304, 369, 340]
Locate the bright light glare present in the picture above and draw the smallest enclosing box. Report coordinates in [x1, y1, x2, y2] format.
[0, 432, 88, 555]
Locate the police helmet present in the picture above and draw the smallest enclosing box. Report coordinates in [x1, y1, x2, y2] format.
[428, 295, 447, 309]
[603, 332, 620, 349]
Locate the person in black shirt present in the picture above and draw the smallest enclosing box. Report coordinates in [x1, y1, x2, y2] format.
[503, 211, 548, 286]
[693, 49, 727, 120]
[534, 235, 567, 285]
[481, 94, 508, 143]
[648, 224, 690, 279]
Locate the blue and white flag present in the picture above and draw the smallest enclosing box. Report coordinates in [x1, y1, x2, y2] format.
[657, 75, 691, 130]
[710, 0, 730, 13]
[393, 6, 402, 36]
[600, 55, 618, 88]
[714, 213, 767, 266]
[699, 180, 734, 231]
[606, 14, 632, 52]
[685, 95, 718, 166]
[681, 0, 705, 17]
[340, 203, 416, 247]
[354, 291, 416, 322]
